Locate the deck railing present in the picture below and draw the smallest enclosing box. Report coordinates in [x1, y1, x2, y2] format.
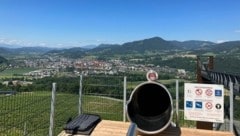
[0, 75, 239, 135]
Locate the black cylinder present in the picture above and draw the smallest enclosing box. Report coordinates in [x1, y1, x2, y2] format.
[126, 81, 173, 134]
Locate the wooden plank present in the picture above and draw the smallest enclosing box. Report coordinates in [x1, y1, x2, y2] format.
[92, 120, 130, 136]
[196, 121, 213, 130]
[181, 128, 233, 136]
[58, 120, 234, 136]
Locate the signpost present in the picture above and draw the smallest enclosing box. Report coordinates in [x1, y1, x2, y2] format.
[184, 83, 224, 123]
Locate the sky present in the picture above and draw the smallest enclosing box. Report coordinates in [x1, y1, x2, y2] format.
[0, 0, 240, 48]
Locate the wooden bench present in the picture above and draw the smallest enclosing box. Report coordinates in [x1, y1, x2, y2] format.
[58, 120, 234, 136]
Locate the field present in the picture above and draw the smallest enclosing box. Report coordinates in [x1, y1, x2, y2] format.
[0, 91, 124, 136]
[3, 74, 231, 136]
[0, 89, 200, 136]
[0, 68, 37, 79]
[0, 91, 52, 136]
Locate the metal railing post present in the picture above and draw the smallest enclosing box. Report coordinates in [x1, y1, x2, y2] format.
[176, 80, 179, 127]
[23, 122, 27, 136]
[79, 74, 83, 115]
[123, 76, 127, 122]
[49, 83, 56, 136]
[229, 82, 234, 133]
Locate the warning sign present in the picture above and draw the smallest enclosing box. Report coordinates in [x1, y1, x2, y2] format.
[205, 102, 213, 110]
[205, 89, 213, 96]
[184, 83, 224, 123]
[195, 89, 203, 96]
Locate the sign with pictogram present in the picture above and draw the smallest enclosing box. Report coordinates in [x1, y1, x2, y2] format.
[146, 70, 158, 81]
[205, 89, 213, 96]
[184, 83, 224, 123]
[195, 89, 203, 95]
[205, 102, 213, 110]
[215, 103, 222, 109]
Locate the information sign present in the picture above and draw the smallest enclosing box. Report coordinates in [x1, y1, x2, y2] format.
[184, 83, 224, 123]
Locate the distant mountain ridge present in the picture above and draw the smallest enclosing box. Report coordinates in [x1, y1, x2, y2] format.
[120, 37, 181, 52]
[0, 37, 240, 57]
[171, 40, 216, 50]
[0, 55, 7, 63]
[81, 45, 97, 49]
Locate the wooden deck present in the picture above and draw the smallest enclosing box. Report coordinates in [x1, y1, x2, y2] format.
[58, 120, 234, 136]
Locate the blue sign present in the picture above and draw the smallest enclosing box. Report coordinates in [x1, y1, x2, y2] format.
[186, 101, 193, 108]
[215, 90, 222, 97]
[195, 102, 202, 109]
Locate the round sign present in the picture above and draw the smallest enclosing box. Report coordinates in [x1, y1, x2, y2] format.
[146, 70, 158, 81]
[195, 89, 203, 96]
[215, 104, 222, 109]
[205, 102, 213, 110]
[205, 89, 213, 96]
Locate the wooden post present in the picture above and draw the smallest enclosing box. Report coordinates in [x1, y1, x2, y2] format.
[196, 56, 213, 130]
[208, 56, 214, 70]
[196, 56, 203, 83]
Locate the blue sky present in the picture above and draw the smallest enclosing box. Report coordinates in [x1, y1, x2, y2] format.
[0, 0, 240, 48]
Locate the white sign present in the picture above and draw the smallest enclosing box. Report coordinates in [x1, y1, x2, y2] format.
[184, 83, 224, 123]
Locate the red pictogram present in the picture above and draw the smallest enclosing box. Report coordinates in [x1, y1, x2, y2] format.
[148, 73, 157, 81]
[205, 102, 213, 110]
[146, 70, 158, 81]
[195, 89, 203, 95]
[205, 89, 213, 96]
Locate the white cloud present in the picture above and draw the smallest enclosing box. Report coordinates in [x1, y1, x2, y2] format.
[0, 38, 46, 47]
[216, 40, 228, 43]
[0, 38, 6, 43]
[39, 43, 47, 46]
[0, 38, 21, 45]
[235, 30, 240, 33]
[57, 43, 63, 46]
[0, 38, 114, 48]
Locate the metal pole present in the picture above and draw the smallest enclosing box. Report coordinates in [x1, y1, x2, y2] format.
[79, 75, 83, 115]
[23, 122, 27, 136]
[123, 76, 127, 122]
[176, 80, 179, 127]
[49, 83, 56, 136]
[229, 82, 234, 133]
[126, 123, 137, 136]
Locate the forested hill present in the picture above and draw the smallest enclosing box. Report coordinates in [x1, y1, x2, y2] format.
[120, 37, 181, 52]
[210, 41, 240, 54]
[46, 47, 87, 58]
[46, 37, 240, 57]
[171, 40, 215, 50]
[0, 56, 8, 71]
[0, 56, 7, 64]
[88, 37, 180, 55]
[1, 37, 240, 58]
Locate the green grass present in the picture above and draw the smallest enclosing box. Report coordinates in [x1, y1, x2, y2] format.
[0, 88, 214, 135]
[172, 110, 196, 128]
[0, 91, 52, 136]
[0, 68, 37, 78]
[83, 95, 123, 120]
[0, 92, 123, 136]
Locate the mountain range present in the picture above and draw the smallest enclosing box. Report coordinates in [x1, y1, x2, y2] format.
[0, 37, 240, 58]
[1, 37, 239, 73]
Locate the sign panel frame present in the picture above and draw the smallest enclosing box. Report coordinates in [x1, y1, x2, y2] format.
[184, 83, 224, 123]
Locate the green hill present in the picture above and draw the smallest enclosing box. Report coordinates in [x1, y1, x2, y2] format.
[0, 56, 7, 63]
[0, 55, 8, 71]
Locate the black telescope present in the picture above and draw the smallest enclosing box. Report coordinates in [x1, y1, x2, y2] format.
[126, 71, 174, 135]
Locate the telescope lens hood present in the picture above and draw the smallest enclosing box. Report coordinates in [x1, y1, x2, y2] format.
[127, 81, 173, 134]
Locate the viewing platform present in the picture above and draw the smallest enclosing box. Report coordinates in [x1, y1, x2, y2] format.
[58, 120, 234, 136]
